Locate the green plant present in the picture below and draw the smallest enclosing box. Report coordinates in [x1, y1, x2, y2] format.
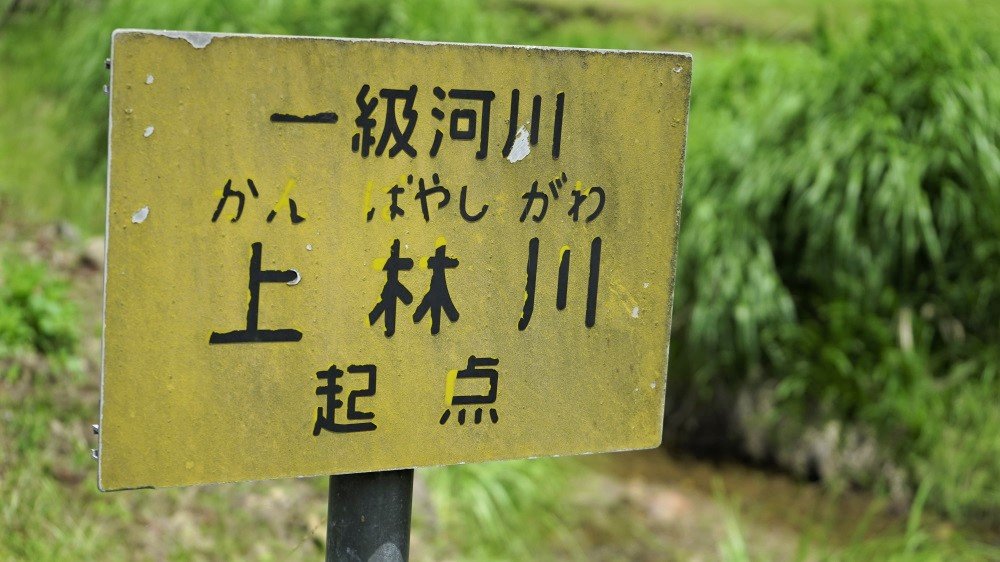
[671, 0, 1000, 519]
[0, 253, 78, 363]
[713, 482, 753, 562]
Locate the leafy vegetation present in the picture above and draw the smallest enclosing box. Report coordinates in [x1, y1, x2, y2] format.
[670, 1, 1000, 521]
[0, 253, 78, 368]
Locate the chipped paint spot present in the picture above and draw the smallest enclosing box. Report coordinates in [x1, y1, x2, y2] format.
[368, 541, 404, 562]
[507, 125, 530, 163]
[287, 269, 301, 286]
[650, 382, 657, 389]
[143, 126, 154, 138]
[131, 206, 149, 224]
[643, 282, 650, 289]
[609, 280, 639, 317]
[673, 66, 683, 73]
[146, 74, 154, 85]
[631, 306, 640, 319]
[306, 244, 313, 251]
[161, 31, 214, 49]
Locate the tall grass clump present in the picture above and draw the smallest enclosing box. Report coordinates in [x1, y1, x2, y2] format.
[422, 459, 577, 558]
[670, 1, 999, 520]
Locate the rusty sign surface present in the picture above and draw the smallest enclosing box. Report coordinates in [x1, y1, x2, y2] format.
[98, 29, 691, 490]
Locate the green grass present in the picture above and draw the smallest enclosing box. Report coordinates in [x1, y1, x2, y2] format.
[420, 459, 580, 559]
[714, 479, 1000, 562]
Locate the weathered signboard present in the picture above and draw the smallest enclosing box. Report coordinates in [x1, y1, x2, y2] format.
[99, 30, 691, 490]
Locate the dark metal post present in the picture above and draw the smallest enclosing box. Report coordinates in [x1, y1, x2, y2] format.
[326, 469, 414, 562]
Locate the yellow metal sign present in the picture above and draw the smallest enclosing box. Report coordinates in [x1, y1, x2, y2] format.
[99, 30, 691, 490]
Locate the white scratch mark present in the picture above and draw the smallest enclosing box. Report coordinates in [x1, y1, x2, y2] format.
[631, 306, 640, 319]
[673, 66, 683, 73]
[143, 126, 154, 138]
[643, 282, 650, 289]
[287, 269, 301, 286]
[306, 244, 313, 251]
[161, 31, 213, 49]
[507, 125, 530, 163]
[145, 74, 154, 85]
[131, 206, 149, 224]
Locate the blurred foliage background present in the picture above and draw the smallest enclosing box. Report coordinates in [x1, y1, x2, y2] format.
[1, 0, 998, 560]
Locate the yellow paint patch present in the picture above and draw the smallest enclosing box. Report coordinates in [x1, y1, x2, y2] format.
[444, 369, 459, 407]
[363, 180, 374, 218]
[271, 178, 306, 218]
[99, 30, 691, 490]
